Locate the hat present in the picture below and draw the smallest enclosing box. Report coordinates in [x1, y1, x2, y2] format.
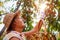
[3, 10, 20, 31]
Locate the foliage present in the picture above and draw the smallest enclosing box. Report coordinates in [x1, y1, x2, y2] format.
[26, 32, 56, 40]
[20, 0, 36, 31]
[44, 0, 60, 32]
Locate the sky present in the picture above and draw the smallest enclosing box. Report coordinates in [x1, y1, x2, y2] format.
[0, 0, 16, 32]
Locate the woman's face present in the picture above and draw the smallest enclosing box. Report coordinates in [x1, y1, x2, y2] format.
[11, 17, 25, 33]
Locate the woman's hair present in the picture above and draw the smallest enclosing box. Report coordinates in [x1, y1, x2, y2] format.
[7, 25, 13, 33]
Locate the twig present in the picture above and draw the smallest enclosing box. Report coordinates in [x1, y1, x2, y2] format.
[14, 0, 21, 13]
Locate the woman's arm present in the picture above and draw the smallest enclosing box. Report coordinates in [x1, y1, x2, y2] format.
[22, 20, 43, 36]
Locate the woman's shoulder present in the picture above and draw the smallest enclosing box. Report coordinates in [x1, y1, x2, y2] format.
[3, 31, 21, 40]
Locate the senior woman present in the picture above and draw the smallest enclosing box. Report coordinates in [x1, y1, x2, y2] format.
[3, 10, 43, 40]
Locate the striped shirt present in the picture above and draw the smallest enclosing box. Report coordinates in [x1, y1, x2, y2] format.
[3, 31, 26, 40]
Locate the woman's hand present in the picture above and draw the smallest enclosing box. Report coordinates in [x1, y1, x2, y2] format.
[22, 20, 43, 36]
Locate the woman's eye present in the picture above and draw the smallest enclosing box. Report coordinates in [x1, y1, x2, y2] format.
[24, 21, 26, 23]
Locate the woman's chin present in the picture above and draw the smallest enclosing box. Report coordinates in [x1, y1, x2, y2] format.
[15, 29, 23, 33]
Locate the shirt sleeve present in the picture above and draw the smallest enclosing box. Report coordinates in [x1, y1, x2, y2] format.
[3, 31, 23, 40]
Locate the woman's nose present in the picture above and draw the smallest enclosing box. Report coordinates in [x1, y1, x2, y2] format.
[23, 23, 25, 27]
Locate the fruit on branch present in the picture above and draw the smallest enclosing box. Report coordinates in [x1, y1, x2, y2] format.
[22, 15, 27, 20]
[27, 8, 32, 13]
[45, 3, 56, 17]
[45, 9, 56, 17]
